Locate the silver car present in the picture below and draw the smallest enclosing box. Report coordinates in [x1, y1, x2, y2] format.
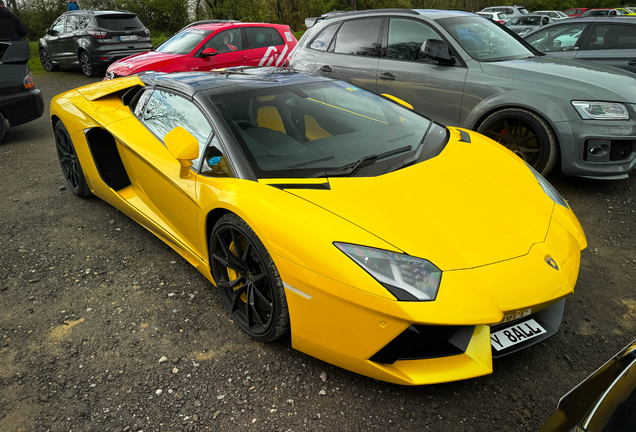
[507, 15, 554, 36]
[289, 9, 636, 179]
[533, 10, 570, 21]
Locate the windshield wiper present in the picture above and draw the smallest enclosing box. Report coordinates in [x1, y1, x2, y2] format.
[311, 145, 412, 178]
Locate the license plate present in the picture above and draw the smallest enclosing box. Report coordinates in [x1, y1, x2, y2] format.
[491, 319, 546, 351]
[119, 35, 138, 41]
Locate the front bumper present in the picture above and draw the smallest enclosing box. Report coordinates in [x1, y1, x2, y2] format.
[275, 205, 585, 385]
[0, 88, 44, 128]
[554, 119, 636, 179]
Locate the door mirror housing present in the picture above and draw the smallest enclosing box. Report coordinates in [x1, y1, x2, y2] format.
[164, 127, 199, 178]
[200, 47, 218, 58]
[47, 29, 56, 36]
[422, 39, 455, 65]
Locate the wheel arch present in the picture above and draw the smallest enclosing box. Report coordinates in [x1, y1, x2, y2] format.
[51, 114, 61, 131]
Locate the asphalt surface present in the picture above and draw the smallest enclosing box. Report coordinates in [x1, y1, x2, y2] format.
[0, 70, 635, 432]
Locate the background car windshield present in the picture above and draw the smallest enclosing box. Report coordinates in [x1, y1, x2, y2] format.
[155, 29, 212, 54]
[438, 16, 533, 61]
[211, 82, 432, 178]
[509, 16, 541, 26]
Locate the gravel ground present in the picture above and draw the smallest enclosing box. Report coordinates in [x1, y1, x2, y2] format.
[1, 70, 635, 432]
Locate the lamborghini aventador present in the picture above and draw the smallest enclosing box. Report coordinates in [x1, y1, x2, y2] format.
[50, 68, 586, 385]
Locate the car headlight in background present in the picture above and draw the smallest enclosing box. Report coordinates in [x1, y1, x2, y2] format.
[335, 243, 441, 301]
[572, 101, 629, 120]
[525, 162, 569, 208]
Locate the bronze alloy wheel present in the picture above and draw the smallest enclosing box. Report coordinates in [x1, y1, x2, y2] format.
[478, 108, 558, 175]
[210, 214, 289, 341]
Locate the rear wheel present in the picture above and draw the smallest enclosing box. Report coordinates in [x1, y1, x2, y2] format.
[210, 214, 289, 342]
[477, 108, 558, 175]
[54, 121, 92, 197]
[79, 51, 99, 78]
[39, 49, 59, 72]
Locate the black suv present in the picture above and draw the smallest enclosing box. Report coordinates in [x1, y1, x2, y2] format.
[38, 10, 152, 77]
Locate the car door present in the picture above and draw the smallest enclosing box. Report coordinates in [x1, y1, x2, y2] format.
[312, 17, 383, 93]
[47, 17, 66, 63]
[61, 15, 80, 64]
[197, 28, 247, 70]
[576, 23, 636, 73]
[243, 26, 287, 67]
[376, 17, 467, 127]
[524, 22, 589, 60]
[109, 88, 213, 255]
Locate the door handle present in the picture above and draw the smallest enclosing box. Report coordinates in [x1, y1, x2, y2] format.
[628, 60, 636, 66]
[238, 55, 247, 60]
[380, 72, 396, 80]
[320, 65, 332, 73]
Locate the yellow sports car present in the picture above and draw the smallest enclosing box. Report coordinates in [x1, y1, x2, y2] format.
[51, 68, 586, 385]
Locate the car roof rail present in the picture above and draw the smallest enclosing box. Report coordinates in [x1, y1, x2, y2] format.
[305, 8, 418, 28]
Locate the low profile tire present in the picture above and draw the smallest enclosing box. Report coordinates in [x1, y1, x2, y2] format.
[39, 49, 59, 72]
[0, 111, 6, 143]
[477, 108, 559, 175]
[54, 121, 92, 197]
[210, 213, 289, 342]
[79, 51, 99, 78]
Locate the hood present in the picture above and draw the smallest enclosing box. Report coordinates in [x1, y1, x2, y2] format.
[282, 135, 554, 271]
[480, 56, 636, 102]
[107, 51, 184, 75]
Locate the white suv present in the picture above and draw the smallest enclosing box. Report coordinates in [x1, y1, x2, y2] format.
[480, 5, 530, 18]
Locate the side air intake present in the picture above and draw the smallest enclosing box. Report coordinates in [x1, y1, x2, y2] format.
[84, 128, 131, 191]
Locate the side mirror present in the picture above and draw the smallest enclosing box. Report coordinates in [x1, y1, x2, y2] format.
[422, 39, 455, 65]
[164, 127, 199, 178]
[47, 29, 54, 36]
[200, 47, 217, 58]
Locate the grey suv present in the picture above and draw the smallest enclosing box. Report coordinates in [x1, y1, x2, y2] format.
[481, 5, 530, 18]
[289, 9, 636, 179]
[39, 10, 152, 77]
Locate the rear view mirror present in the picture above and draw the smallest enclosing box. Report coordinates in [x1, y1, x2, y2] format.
[164, 127, 199, 178]
[200, 48, 217, 57]
[422, 39, 455, 65]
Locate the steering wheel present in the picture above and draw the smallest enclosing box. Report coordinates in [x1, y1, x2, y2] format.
[235, 120, 256, 130]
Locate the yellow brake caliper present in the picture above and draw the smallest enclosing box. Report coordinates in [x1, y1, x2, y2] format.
[227, 239, 249, 302]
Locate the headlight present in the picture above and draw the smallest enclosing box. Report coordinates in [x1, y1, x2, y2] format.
[334, 243, 441, 301]
[525, 162, 569, 208]
[572, 101, 629, 120]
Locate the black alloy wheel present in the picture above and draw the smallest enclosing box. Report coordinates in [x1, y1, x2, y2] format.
[54, 121, 91, 197]
[39, 49, 58, 72]
[210, 214, 289, 342]
[79, 51, 97, 78]
[477, 108, 558, 175]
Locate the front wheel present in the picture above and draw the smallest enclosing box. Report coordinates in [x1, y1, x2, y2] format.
[477, 108, 559, 175]
[210, 214, 289, 342]
[54, 121, 92, 197]
[79, 51, 99, 78]
[40, 49, 59, 72]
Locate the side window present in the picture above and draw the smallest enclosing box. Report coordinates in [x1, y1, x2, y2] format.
[204, 29, 243, 53]
[270, 28, 284, 46]
[132, 88, 153, 118]
[245, 27, 274, 49]
[387, 18, 445, 63]
[66, 16, 79, 33]
[309, 24, 338, 51]
[200, 136, 233, 177]
[526, 23, 587, 52]
[141, 90, 213, 169]
[332, 18, 382, 57]
[587, 24, 636, 50]
[52, 17, 65, 35]
[78, 15, 92, 30]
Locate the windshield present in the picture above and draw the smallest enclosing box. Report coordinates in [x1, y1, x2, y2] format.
[584, 10, 610, 17]
[437, 16, 534, 62]
[508, 16, 541, 26]
[519, 8, 530, 14]
[155, 29, 212, 54]
[211, 81, 434, 179]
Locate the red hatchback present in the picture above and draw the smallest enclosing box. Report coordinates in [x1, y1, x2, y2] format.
[563, 8, 589, 18]
[105, 21, 297, 79]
